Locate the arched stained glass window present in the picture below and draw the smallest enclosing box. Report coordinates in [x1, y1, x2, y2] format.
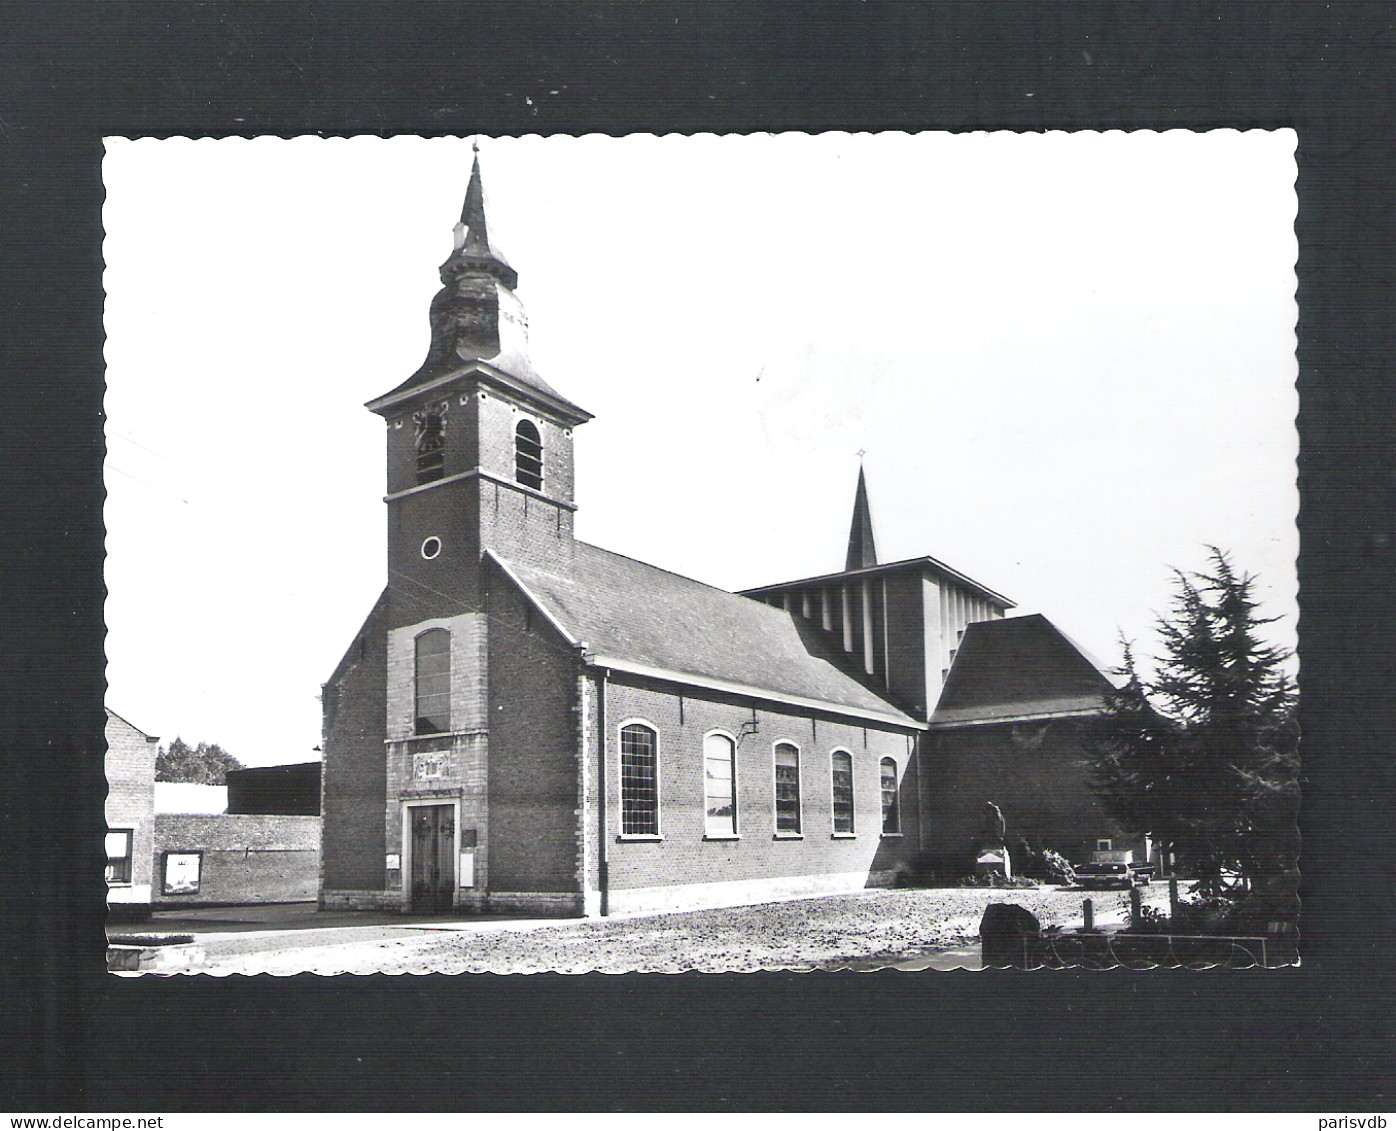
[774, 743, 801, 834]
[414, 628, 451, 735]
[880, 757, 900, 834]
[620, 723, 659, 836]
[831, 750, 854, 834]
[704, 733, 737, 837]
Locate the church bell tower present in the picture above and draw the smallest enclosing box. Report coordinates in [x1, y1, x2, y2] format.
[365, 147, 593, 635]
[357, 148, 592, 911]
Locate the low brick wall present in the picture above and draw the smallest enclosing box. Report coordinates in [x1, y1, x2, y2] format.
[153, 814, 321, 906]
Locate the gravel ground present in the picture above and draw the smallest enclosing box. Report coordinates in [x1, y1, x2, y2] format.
[174, 885, 1170, 976]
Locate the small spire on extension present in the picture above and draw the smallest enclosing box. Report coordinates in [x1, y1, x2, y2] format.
[845, 462, 879, 571]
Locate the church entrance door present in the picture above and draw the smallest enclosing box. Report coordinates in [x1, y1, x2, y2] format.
[409, 804, 455, 914]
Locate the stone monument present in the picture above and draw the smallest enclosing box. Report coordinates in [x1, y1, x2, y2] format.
[974, 801, 1012, 879]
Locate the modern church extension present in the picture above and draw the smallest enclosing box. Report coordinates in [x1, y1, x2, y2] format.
[319, 152, 1126, 917]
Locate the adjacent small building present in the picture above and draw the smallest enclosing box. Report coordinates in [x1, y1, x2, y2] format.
[922, 613, 1139, 867]
[227, 761, 321, 816]
[152, 762, 323, 907]
[105, 708, 160, 920]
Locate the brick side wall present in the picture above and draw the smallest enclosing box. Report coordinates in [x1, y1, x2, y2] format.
[476, 387, 576, 506]
[387, 482, 484, 628]
[486, 562, 582, 895]
[320, 593, 388, 893]
[921, 716, 1122, 864]
[105, 712, 158, 906]
[594, 676, 920, 900]
[154, 814, 321, 905]
[476, 475, 575, 572]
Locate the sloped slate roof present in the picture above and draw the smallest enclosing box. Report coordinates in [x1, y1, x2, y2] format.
[931, 613, 1119, 727]
[496, 542, 916, 724]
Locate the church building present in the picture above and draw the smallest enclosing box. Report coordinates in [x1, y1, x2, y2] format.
[319, 152, 1124, 918]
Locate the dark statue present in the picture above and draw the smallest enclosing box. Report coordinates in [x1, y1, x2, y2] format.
[975, 801, 1011, 879]
[983, 801, 1006, 843]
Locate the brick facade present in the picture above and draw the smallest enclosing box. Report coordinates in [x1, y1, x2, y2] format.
[484, 562, 584, 908]
[921, 716, 1122, 866]
[320, 592, 389, 896]
[589, 674, 920, 914]
[154, 813, 320, 906]
[383, 610, 490, 908]
[105, 710, 158, 915]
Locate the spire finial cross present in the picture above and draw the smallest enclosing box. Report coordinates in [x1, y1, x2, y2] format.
[856, 448, 868, 460]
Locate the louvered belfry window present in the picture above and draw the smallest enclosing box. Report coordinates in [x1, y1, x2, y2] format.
[620, 723, 658, 835]
[414, 628, 451, 735]
[515, 419, 543, 490]
[415, 408, 446, 485]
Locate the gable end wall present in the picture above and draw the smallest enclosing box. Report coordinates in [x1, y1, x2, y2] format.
[320, 594, 389, 898]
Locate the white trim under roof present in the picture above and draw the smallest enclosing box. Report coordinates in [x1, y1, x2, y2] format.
[588, 654, 924, 731]
[927, 704, 1104, 730]
[740, 554, 1015, 610]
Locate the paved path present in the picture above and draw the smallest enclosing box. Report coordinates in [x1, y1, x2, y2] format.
[130, 902, 583, 963]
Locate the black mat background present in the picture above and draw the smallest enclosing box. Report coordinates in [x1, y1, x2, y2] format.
[1, 0, 1391, 1112]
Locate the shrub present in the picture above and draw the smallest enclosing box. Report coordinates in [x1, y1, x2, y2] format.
[1021, 847, 1076, 885]
[1171, 896, 1241, 935]
[1127, 895, 1244, 936]
[957, 873, 1039, 889]
[1128, 904, 1169, 933]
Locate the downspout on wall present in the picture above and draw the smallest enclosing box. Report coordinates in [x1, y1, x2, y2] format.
[598, 666, 610, 917]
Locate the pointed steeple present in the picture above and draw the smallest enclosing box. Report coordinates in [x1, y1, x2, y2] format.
[845, 464, 879, 571]
[366, 142, 590, 424]
[448, 146, 517, 288]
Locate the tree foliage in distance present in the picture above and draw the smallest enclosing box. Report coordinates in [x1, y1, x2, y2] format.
[1086, 549, 1298, 897]
[155, 736, 245, 784]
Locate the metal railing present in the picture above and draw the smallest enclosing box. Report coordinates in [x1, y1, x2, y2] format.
[1007, 931, 1279, 970]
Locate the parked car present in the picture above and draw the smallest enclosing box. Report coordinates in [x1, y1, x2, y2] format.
[1074, 861, 1150, 889]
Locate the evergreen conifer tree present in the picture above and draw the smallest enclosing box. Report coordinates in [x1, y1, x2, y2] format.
[1087, 549, 1297, 896]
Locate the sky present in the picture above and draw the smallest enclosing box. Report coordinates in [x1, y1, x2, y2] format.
[102, 131, 1299, 767]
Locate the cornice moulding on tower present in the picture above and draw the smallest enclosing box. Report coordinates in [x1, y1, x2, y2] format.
[365, 359, 593, 426]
